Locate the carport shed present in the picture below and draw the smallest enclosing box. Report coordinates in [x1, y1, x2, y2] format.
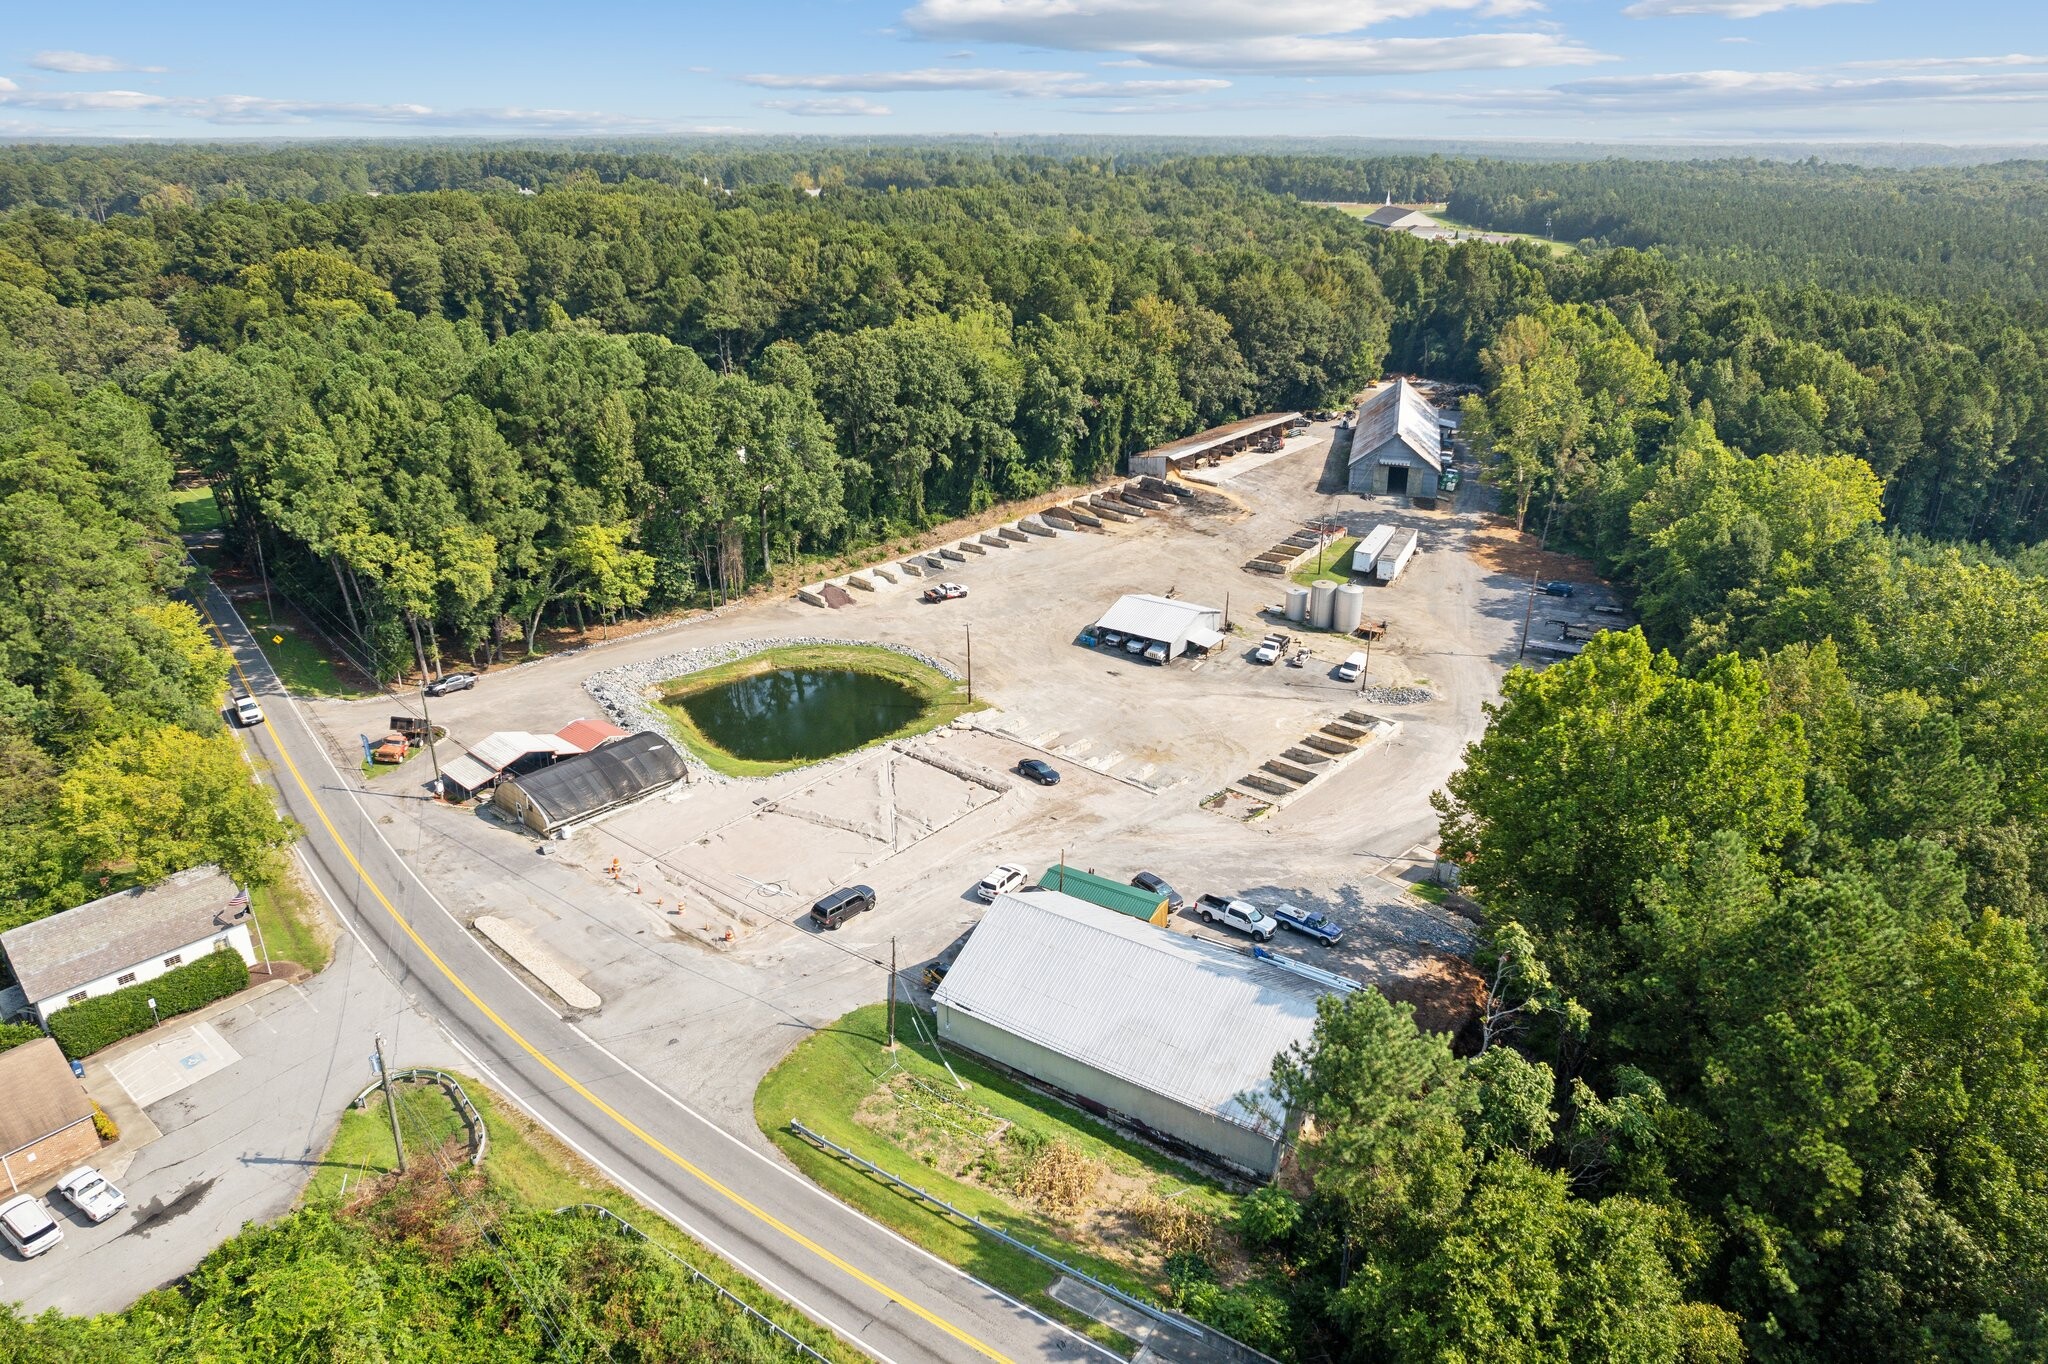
[1128, 412, 1302, 477]
[934, 890, 1327, 1177]
[1092, 594, 1224, 660]
[494, 732, 688, 834]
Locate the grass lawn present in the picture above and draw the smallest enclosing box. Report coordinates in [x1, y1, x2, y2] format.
[235, 597, 374, 699]
[756, 1004, 1241, 1346]
[310, 1072, 862, 1363]
[250, 875, 332, 973]
[1430, 210, 1576, 256]
[1408, 880, 1450, 905]
[170, 483, 224, 536]
[1290, 536, 1359, 588]
[655, 643, 983, 778]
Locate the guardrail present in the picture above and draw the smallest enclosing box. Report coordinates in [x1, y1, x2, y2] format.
[350, 1068, 489, 1166]
[554, 1204, 835, 1363]
[789, 1119, 1198, 1340]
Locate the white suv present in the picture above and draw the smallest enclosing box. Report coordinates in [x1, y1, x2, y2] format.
[975, 864, 1028, 903]
[0, 1193, 62, 1258]
[232, 691, 265, 726]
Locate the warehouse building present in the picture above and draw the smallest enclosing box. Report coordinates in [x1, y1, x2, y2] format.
[494, 731, 688, 834]
[934, 890, 1335, 1176]
[0, 866, 256, 1026]
[1361, 201, 1438, 233]
[0, 1039, 99, 1193]
[438, 729, 585, 802]
[1092, 594, 1224, 661]
[1032, 866, 1169, 927]
[1347, 379, 1443, 499]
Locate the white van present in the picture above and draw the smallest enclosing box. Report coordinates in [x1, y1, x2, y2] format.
[1335, 651, 1369, 683]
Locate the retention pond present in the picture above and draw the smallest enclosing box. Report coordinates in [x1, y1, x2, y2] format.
[672, 667, 931, 764]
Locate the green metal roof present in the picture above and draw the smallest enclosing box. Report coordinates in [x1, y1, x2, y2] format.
[1034, 865, 1166, 921]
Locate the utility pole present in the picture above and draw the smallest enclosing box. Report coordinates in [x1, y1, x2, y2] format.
[885, 938, 898, 1052]
[255, 530, 273, 629]
[414, 677, 444, 796]
[375, 1034, 406, 1173]
[965, 625, 973, 704]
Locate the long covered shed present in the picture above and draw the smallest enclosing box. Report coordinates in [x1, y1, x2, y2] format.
[934, 889, 1341, 1176]
[1093, 594, 1224, 660]
[494, 732, 688, 834]
[1128, 413, 1302, 478]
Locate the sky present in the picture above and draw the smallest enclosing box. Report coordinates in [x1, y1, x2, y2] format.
[4, 0, 2046, 145]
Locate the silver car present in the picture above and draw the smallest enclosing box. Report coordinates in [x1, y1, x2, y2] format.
[0, 1194, 61, 1258]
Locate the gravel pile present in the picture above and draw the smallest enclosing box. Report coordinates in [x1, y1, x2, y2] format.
[583, 637, 961, 784]
[1356, 685, 1434, 706]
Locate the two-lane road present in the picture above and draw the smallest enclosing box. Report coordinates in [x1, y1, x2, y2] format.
[195, 578, 1104, 1364]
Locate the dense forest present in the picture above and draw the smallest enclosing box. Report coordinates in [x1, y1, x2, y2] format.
[2, 140, 2046, 1361]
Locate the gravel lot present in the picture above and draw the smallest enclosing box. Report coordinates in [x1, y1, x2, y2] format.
[305, 420, 1535, 1133]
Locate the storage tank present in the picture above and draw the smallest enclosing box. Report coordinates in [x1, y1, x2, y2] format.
[1284, 586, 1310, 623]
[1334, 583, 1367, 633]
[1309, 578, 1338, 629]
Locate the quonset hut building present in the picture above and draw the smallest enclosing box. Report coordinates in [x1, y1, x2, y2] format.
[934, 889, 1340, 1176]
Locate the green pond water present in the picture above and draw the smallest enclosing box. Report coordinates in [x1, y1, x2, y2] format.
[673, 667, 930, 762]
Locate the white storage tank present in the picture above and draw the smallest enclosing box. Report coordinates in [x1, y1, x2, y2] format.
[1284, 586, 1310, 623]
[1334, 583, 1366, 633]
[1376, 529, 1420, 584]
[1309, 579, 1338, 629]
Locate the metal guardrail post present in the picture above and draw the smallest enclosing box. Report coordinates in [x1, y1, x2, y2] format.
[348, 1067, 488, 1166]
[553, 1204, 836, 1363]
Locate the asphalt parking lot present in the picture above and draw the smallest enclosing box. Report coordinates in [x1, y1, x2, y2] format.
[0, 934, 461, 1315]
[299, 421, 1536, 1138]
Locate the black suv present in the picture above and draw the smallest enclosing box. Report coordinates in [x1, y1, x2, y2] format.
[810, 885, 875, 931]
[1130, 871, 1184, 913]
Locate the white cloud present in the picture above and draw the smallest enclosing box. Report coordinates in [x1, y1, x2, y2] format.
[30, 50, 166, 74]
[741, 67, 1232, 97]
[0, 84, 714, 131]
[905, 0, 1548, 47]
[1460, 66, 2048, 115]
[892, 0, 1603, 73]
[1622, 0, 1865, 17]
[1839, 53, 2048, 70]
[759, 95, 894, 116]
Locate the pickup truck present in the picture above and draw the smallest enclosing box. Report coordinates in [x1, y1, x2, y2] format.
[1194, 894, 1276, 941]
[1252, 634, 1286, 665]
[1269, 903, 1345, 946]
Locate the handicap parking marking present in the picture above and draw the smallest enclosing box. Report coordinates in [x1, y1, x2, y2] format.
[106, 1022, 243, 1109]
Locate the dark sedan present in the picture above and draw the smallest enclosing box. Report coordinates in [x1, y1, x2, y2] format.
[1017, 758, 1061, 786]
[424, 671, 479, 697]
[1129, 871, 1184, 912]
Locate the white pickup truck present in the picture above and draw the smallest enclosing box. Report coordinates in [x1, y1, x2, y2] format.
[1194, 894, 1277, 941]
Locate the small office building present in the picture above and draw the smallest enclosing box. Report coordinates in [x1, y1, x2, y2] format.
[1347, 379, 1444, 500]
[0, 866, 256, 1026]
[0, 1039, 99, 1193]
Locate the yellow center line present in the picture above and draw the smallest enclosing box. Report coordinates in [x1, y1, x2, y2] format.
[196, 592, 1011, 1364]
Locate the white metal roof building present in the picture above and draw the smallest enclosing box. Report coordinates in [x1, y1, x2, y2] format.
[1093, 594, 1225, 660]
[1348, 379, 1443, 499]
[441, 730, 584, 801]
[933, 889, 1337, 1176]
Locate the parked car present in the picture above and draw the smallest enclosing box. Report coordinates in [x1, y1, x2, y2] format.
[1252, 634, 1286, 665]
[1129, 871, 1184, 912]
[231, 691, 264, 727]
[1194, 894, 1277, 941]
[1335, 651, 1369, 683]
[1124, 637, 1148, 656]
[1270, 904, 1345, 946]
[55, 1167, 125, 1223]
[0, 1194, 61, 1259]
[1440, 469, 1462, 493]
[1016, 758, 1061, 786]
[810, 885, 875, 931]
[1143, 641, 1169, 664]
[1541, 581, 1576, 598]
[1099, 630, 1126, 648]
[922, 582, 968, 603]
[424, 671, 478, 697]
[371, 732, 412, 764]
[975, 863, 1027, 902]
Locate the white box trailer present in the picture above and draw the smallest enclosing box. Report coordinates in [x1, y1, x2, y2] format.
[1349, 524, 1394, 575]
[1375, 529, 1419, 584]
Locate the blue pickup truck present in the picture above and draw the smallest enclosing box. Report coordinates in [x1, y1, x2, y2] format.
[1269, 903, 1345, 946]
